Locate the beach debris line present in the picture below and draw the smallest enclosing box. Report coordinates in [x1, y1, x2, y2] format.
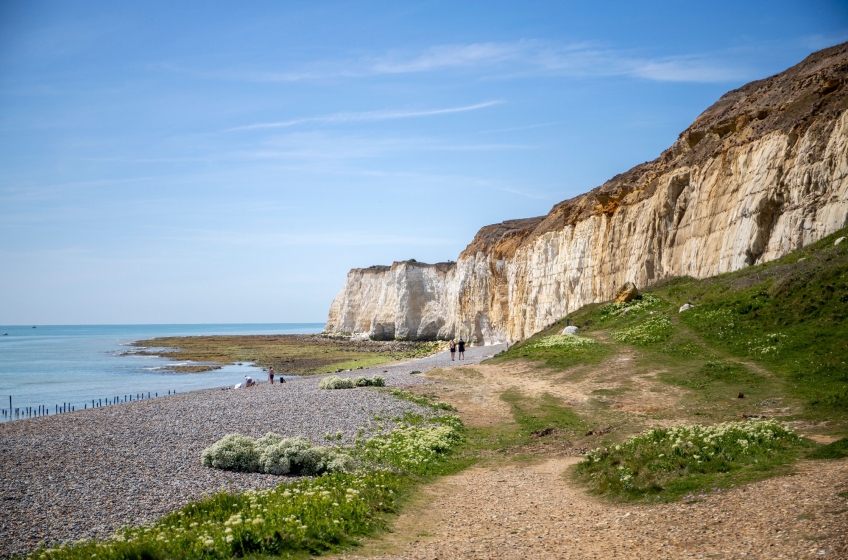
[319, 375, 385, 389]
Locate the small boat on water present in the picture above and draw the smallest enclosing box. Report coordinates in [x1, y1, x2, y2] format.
[2, 333, 7, 336]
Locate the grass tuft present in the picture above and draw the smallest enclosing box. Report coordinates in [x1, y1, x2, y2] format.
[807, 437, 848, 460]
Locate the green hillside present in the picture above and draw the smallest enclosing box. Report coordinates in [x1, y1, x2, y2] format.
[495, 225, 848, 427]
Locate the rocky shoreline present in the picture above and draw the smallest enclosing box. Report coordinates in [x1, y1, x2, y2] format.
[0, 345, 502, 558]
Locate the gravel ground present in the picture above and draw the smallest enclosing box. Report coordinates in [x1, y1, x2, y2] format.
[0, 345, 502, 557]
[353, 457, 848, 559]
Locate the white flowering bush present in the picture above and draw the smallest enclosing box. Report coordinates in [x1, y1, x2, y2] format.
[745, 332, 788, 355]
[577, 419, 805, 501]
[320, 375, 385, 389]
[202, 433, 352, 476]
[598, 293, 662, 319]
[200, 434, 260, 472]
[611, 314, 673, 345]
[319, 375, 355, 389]
[529, 334, 598, 350]
[358, 414, 464, 475]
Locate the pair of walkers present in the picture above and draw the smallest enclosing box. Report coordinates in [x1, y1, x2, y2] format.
[449, 338, 466, 361]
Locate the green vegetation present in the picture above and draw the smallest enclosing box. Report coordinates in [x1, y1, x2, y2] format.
[386, 388, 455, 411]
[356, 413, 465, 475]
[660, 360, 763, 391]
[611, 314, 673, 345]
[494, 226, 848, 500]
[511, 226, 847, 419]
[201, 434, 353, 476]
[29, 472, 405, 559]
[489, 333, 613, 371]
[576, 420, 809, 502]
[318, 375, 385, 389]
[27, 407, 465, 560]
[500, 389, 587, 441]
[807, 437, 848, 460]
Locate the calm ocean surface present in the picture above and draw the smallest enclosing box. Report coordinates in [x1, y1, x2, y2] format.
[0, 323, 324, 421]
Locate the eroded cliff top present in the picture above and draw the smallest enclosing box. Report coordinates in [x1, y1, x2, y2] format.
[459, 42, 848, 259]
[459, 216, 545, 260]
[352, 260, 456, 274]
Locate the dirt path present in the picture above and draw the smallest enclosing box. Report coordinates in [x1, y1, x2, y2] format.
[333, 352, 848, 559]
[342, 456, 847, 559]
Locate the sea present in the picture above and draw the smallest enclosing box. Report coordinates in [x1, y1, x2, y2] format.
[0, 323, 325, 422]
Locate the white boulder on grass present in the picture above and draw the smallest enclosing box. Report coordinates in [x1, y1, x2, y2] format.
[561, 325, 579, 335]
[835, 236, 846, 246]
[679, 303, 693, 313]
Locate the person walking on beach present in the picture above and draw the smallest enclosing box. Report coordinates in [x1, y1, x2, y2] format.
[449, 340, 456, 361]
[458, 338, 465, 360]
[268, 367, 275, 385]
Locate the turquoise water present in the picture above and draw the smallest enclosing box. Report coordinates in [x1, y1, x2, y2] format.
[0, 323, 324, 421]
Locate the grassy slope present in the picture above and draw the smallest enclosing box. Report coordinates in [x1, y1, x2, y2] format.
[499, 225, 848, 428]
[489, 226, 847, 501]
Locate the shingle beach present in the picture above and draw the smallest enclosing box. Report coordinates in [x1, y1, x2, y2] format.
[0, 345, 505, 557]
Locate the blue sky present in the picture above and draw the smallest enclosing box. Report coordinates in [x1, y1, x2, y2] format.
[1, 1, 846, 325]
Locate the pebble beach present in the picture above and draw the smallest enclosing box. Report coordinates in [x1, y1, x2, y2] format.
[0, 344, 504, 557]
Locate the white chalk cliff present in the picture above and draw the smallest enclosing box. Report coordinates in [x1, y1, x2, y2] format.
[325, 43, 848, 344]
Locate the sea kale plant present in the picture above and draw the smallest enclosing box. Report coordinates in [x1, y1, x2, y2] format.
[201, 434, 353, 476]
[576, 419, 805, 501]
[319, 375, 385, 389]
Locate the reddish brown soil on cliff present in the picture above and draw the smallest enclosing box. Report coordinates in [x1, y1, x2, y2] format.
[456, 42, 848, 261]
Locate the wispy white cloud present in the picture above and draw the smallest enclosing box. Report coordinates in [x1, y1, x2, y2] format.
[625, 57, 749, 82]
[161, 39, 753, 85]
[230, 100, 503, 131]
[370, 42, 524, 73]
[360, 40, 751, 82]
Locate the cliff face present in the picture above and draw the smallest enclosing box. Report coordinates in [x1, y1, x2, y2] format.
[325, 43, 848, 343]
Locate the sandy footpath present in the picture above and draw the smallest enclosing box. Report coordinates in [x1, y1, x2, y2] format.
[348, 457, 847, 559]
